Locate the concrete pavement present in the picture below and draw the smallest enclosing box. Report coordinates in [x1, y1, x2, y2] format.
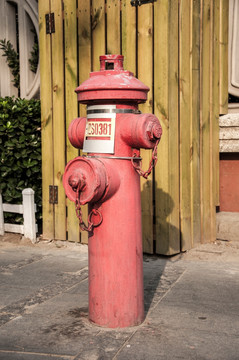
[0, 234, 239, 360]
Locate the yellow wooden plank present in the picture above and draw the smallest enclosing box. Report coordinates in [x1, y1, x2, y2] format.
[106, 0, 120, 54]
[155, 0, 180, 255]
[211, 0, 220, 225]
[154, 0, 170, 254]
[167, 0, 180, 254]
[78, 0, 91, 118]
[78, 0, 92, 244]
[209, 0, 215, 240]
[200, 0, 211, 243]
[179, 0, 192, 251]
[39, 0, 54, 239]
[190, 0, 201, 246]
[78, 1, 92, 84]
[219, 0, 228, 115]
[51, 0, 66, 240]
[64, 0, 79, 242]
[92, 0, 106, 71]
[138, 3, 154, 254]
[121, 0, 136, 73]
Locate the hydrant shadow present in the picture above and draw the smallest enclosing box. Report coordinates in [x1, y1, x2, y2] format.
[143, 255, 168, 314]
[142, 184, 182, 315]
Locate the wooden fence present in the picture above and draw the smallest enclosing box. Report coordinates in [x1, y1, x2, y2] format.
[39, 0, 228, 255]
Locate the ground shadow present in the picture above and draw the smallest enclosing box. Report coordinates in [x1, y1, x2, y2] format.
[143, 255, 168, 313]
[142, 181, 182, 314]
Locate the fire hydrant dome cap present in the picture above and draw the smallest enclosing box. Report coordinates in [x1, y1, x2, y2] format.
[75, 55, 149, 104]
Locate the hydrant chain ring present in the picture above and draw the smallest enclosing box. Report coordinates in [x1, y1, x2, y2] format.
[75, 186, 103, 232]
[131, 139, 159, 179]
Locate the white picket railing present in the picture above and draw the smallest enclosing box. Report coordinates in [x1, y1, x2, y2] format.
[0, 188, 38, 243]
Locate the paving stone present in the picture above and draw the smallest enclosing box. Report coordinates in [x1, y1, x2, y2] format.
[0, 238, 239, 360]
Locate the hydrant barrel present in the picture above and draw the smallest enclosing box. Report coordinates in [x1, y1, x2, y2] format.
[88, 159, 144, 327]
[63, 54, 162, 328]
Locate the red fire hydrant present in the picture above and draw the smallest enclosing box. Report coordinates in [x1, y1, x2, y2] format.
[63, 55, 162, 328]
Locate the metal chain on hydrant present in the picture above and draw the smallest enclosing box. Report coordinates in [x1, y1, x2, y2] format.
[131, 140, 159, 179]
[74, 184, 103, 232]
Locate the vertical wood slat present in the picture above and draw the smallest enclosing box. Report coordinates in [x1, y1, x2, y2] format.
[78, 1, 92, 85]
[154, 0, 170, 254]
[106, 0, 121, 54]
[209, 0, 216, 238]
[64, 0, 79, 242]
[167, 0, 180, 254]
[190, 0, 201, 246]
[155, 1, 180, 255]
[208, 0, 219, 241]
[219, 0, 228, 115]
[39, 0, 54, 239]
[179, 0, 192, 251]
[154, 0, 180, 255]
[121, 0, 136, 73]
[92, 0, 106, 71]
[212, 0, 220, 215]
[200, 0, 211, 243]
[138, 3, 154, 254]
[78, 0, 92, 244]
[51, 0, 66, 240]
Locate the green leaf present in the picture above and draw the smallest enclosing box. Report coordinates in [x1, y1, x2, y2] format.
[0, 183, 6, 190]
[17, 180, 24, 187]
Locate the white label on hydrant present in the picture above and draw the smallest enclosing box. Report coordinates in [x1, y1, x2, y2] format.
[83, 105, 116, 154]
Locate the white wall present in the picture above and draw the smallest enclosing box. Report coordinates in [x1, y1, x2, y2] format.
[0, 0, 40, 99]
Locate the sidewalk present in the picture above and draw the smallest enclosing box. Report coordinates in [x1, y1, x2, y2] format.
[0, 234, 239, 360]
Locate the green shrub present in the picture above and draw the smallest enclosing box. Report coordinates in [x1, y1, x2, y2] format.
[0, 97, 41, 227]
